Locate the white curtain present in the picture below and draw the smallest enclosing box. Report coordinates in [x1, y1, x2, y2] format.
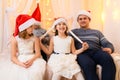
[0, 0, 3, 53]
[0, 0, 120, 53]
[51, 0, 86, 29]
[0, 0, 37, 53]
[51, 0, 85, 19]
[103, 0, 120, 52]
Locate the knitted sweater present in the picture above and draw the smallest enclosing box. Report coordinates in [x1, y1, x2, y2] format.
[70, 28, 114, 52]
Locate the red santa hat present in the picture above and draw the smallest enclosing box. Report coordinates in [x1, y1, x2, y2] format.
[31, 3, 41, 24]
[52, 17, 68, 29]
[77, 10, 91, 20]
[13, 14, 38, 36]
[42, 17, 68, 37]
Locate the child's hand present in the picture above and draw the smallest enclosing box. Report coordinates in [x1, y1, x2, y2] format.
[82, 42, 89, 51]
[18, 62, 27, 68]
[40, 35, 45, 41]
[24, 59, 34, 68]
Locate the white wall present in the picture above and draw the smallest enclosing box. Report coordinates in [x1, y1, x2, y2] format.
[0, 0, 3, 53]
[103, 0, 120, 53]
[0, 0, 120, 53]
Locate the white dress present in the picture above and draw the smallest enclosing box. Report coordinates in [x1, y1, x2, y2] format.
[48, 36, 81, 79]
[1, 36, 46, 80]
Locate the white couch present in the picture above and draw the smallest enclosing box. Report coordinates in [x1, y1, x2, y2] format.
[45, 53, 120, 80]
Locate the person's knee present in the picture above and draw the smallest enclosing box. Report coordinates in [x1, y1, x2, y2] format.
[95, 50, 115, 66]
[100, 54, 115, 66]
[77, 55, 96, 70]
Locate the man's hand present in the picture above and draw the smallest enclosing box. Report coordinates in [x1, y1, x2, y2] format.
[102, 48, 112, 54]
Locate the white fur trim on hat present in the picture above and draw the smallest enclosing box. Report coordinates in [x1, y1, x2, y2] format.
[34, 20, 41, 25]
[19, 18, 37, 32]
[52, 18, 67, 29]
[77, 10, 91, 19]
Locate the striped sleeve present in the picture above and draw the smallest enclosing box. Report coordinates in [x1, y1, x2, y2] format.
[98, 31, 114, 52]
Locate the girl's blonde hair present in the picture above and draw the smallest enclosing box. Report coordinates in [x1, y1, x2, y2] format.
[18, 30, 33, 39]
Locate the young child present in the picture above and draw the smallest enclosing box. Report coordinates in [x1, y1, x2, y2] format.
[8, 14, 46, 80]
[40, 18, 89, 80]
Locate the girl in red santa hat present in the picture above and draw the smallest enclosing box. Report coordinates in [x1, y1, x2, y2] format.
[6, 14, 46, 80]
[40, 17, 89, 80]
